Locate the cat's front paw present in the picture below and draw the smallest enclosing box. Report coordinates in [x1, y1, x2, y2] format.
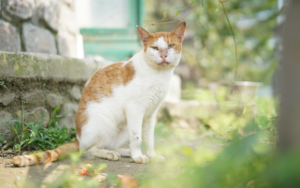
[149, 155, 165, 163]
[82, 152, 95, 160]
[106, 151, 120, 161]
[157, 155, 165, 163]
[132, 155, 149, 164]
[147, 151, 165, 163]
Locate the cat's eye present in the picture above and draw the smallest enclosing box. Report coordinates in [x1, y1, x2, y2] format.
[168, 44, 175, 48]
[151, 46, 158, 50]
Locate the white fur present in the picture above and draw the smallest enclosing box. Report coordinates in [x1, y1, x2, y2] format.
[79, 37, 181, 163]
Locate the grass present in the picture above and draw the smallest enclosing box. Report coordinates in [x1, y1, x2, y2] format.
[2, 103, 75, 152]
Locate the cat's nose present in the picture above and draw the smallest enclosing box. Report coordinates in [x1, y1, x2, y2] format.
[160, 54, 168, 59]
[159, 49, 168, 60]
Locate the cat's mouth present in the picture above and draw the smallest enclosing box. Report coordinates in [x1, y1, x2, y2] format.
[158, 61, 170, 66]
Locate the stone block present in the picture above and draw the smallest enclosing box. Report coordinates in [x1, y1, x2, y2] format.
[0, 19, 21, 52]
[61, 0, 74, 10]
[69, 85, 81, 100]
[0, 91, 15, 106]
[25, 107, 50, 126]
[22, 23, 57, 54]
[59, 3, 78, 35]
[59, 103, 78, 129]
[1, 0, 35, 22]
[58, 32, 77, 57]
[22, 90, 45, 106]
[46, 93, 63, 108]
[33, 0, 77, 34]
[42, 0, 60, 31]
[0, 112, 13, 141]
[61, 0, 73, 6]
[32, 0, 60, 31]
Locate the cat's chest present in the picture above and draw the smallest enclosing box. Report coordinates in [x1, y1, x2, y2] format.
[144, 81, 167, 104]
[128, 75, 170, 114]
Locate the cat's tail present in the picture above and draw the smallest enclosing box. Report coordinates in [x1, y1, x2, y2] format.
[12, 140, 79, 167]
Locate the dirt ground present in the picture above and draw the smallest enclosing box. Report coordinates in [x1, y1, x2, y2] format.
[0, 133, 222, 188]
[0, 153, 148, 188]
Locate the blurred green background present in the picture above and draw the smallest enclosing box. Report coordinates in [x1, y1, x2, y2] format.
[145, 0, 278, 87]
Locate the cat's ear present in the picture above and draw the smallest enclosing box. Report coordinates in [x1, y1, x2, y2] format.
[171, 21, 186, 43]
[137, 26, 151, 46]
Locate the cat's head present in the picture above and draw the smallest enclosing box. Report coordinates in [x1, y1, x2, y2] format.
[137, 22, 186, 70]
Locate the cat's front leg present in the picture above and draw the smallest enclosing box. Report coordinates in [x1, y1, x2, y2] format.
[142, 115, 157, 158]
[143, 114, 165, 163]
[126, 103, 149, 164]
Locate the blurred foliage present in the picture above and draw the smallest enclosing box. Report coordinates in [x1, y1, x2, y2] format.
[141, 96, 289, 188]
[182, 82, 215, 101]
[145, 0, 279, 84]
[21, 96, 289, 188]
[142, 131, 300, 188]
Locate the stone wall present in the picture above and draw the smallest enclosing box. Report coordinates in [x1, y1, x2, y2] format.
[0, 0, 81, 58]
[0, 51, 110, 141]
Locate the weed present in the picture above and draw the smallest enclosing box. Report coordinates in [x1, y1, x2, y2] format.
[0, 136, 7, 148]
[0, 81, 7, 89]
[47, 105, 70, 128]
[33, 123, 75, 150]
[4, 103, 75, 152]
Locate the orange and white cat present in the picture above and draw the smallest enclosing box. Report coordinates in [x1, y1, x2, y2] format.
[13, 22, 186, 166]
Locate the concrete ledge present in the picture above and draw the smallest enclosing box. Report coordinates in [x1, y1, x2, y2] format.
[158, 100, 257, 131]
[160, 100, 256, 119]
[0, 51, 104, 81]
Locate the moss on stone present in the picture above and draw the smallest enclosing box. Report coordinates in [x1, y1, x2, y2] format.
[0, 51, 99, 81]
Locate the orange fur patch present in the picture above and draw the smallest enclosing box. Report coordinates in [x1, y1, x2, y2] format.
[76, 61, 135, 138]
[12, 141, 79, 167]
[13, 157, 20, 166]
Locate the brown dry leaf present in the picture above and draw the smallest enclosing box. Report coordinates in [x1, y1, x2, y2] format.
[85, 163, 104, 175]
[98, 186, 109, 188]
[93, 168, 103, 174]
[78, 168, 90, 176]
[118, 174, 138, 188]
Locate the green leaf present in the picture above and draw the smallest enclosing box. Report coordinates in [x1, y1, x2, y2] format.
[162, 11, 167, 20]
[52, 105, 61, 116]
[175, 9, 182, 16]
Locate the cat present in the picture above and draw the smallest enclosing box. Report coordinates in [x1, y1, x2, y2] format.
[12, 21, 186, 166]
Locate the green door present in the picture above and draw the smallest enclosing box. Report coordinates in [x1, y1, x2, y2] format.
[77, 0, 144, 61]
